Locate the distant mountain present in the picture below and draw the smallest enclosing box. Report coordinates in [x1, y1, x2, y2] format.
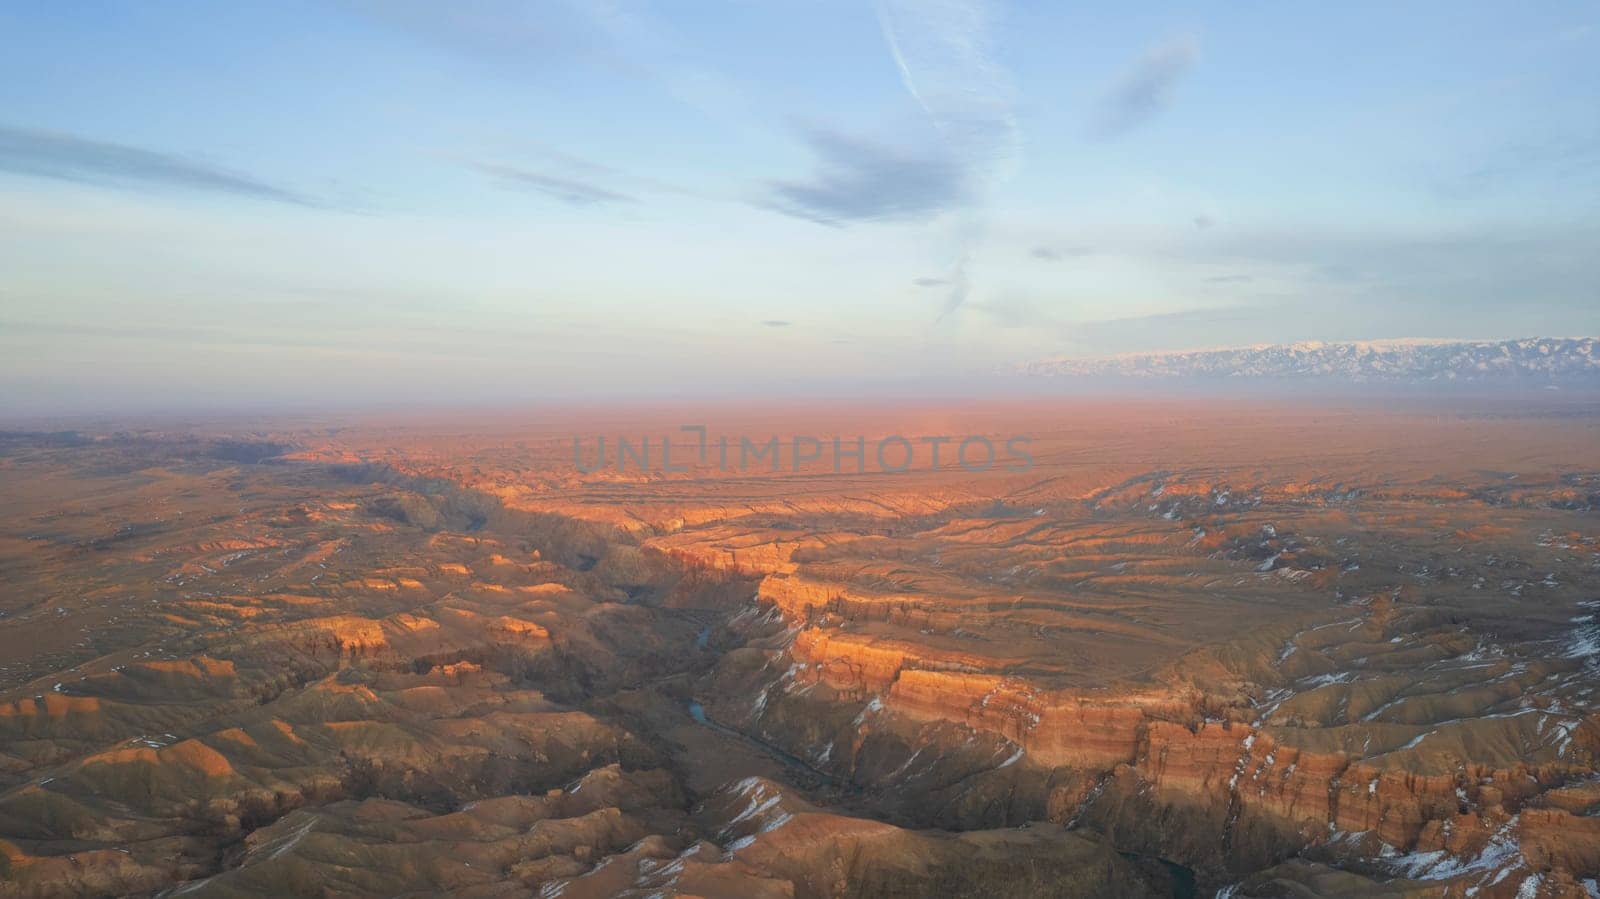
[1017, 337, 1600, 382]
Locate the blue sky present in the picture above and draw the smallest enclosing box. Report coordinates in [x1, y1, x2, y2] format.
[1, 1, 1596, 412]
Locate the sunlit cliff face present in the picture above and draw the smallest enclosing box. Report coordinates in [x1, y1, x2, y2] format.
[1, 396, 1598, 897]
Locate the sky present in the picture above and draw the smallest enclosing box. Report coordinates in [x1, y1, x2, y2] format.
[1, 1, 1597, 414]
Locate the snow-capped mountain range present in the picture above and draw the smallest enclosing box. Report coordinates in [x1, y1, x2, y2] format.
[1017, 337, 1600, 382]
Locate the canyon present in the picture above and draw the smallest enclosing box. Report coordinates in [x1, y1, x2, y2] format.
[1, 396, 1598, 897]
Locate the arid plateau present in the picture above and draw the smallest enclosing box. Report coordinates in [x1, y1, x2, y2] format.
[2, 396, 1598, 898]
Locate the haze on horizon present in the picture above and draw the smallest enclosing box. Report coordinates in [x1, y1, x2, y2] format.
[1, 1, 1597, 415]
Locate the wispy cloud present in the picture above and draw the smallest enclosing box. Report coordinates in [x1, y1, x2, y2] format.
[467, 160, 636, 205]
[913, 276, 949, 287]
[970, 291, 1056, 329]
[1434, 131, 1600, 200]
[874, 0, 1018, 317]
[344, 0, 578, 53]
[875, 0, 1018, 169]
[1090, 36, 1200, 138]
[1554, 23, 1593, 43]
[1060, 303, 1278, 353]
[762, 128, 970, 225]
[348, 1, 753, 128]
[575, 0, 754, 125]
[1031, 245, 1093, 261]
[937, 250, 971, 320]
[761, 319, 791, 328]
[0, 124, 318, 207]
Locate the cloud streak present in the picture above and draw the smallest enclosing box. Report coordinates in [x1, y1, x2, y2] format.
[1031, 245, 1093, 261]
[935, 251, 971, 321]
[762, 128, 970, 225]
[873, 0, 1019, 318]
[467, 161, 636, 205]
[1090, 36, 1199, 138]
[876, 0, 1018, 170]
[970, 292, 1059, 329]
[1435, 131, 1600, 199]
[0, 124, 318, 207]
